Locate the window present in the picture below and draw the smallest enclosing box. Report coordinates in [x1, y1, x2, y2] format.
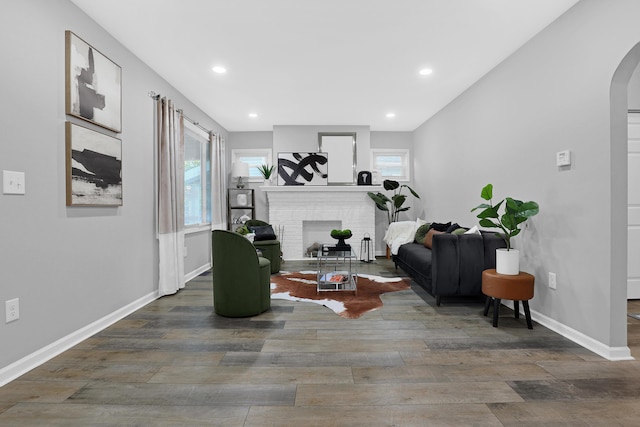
[371, 149, 411, 181]
[184, 122, 211, 227]
[231, 149, 273, 182]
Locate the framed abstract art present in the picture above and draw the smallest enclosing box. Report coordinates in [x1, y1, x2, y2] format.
[65, 31, 122, 133]
[65, 122, 122, 206]
[277, 152, 328, 186]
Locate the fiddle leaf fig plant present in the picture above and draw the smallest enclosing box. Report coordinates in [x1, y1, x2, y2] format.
[471, 183, 539, 250]
[368, 179, 420, 224]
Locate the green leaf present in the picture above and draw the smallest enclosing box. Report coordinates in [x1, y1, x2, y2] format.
[392, 194, 407, 208]
[403, 185, 420, 199]
[517, 201, 539, 218]
[476, 206, 499, 219]
[396, 206, 410, 213]
[505, 197, 522, 213]
[368, 192, 390, 204]
[501, 213, 517, 231]
[479, 218, 499, 228]
[480, 184, 493, 201]
[383, 180, 400, 191]
[471, 203, 492, 212]
[367, 192, 390, 211]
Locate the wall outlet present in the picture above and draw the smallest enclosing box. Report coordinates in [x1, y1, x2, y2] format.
[5, 298, 19, 323]
[549, 272, 557, 290]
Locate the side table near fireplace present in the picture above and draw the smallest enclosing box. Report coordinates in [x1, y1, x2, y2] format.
[482, 269, 534, 329]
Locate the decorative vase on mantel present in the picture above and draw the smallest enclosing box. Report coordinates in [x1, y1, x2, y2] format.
[496, 248, 519, 275]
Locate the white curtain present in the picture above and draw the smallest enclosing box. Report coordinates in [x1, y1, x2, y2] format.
[156, 97, 185, 296]
[210, 132, 226, 230]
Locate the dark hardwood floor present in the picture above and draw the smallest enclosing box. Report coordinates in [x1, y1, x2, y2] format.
[1, 258, 640, 426]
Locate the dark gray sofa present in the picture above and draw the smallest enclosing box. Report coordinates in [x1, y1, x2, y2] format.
[394, 231, 506, 306]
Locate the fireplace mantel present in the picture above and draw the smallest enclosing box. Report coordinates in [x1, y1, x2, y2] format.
[261, 185, 382, 193]
[262, 185, 380, 260]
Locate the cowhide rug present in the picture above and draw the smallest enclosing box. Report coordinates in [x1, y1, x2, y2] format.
[270, 271, 411, 319]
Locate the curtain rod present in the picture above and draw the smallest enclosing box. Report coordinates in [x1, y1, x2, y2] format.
[148, 91, 216, 136]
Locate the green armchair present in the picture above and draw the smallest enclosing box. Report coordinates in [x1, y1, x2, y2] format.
[244, 219, 281, 274]
[211, 230, 271, 317]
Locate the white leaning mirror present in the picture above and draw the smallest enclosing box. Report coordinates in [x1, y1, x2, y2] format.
[318, 132, 356, 185]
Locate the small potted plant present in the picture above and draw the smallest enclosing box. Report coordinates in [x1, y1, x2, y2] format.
[257, 164, 275, 184]
[330, 229, 352, 249]
[471, 183, 539, 275]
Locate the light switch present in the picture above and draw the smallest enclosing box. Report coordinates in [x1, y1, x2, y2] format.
[556, 150, 571, 167]
[3, 170, 26, 195]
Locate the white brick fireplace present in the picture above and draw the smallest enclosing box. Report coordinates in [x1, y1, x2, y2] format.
[263, 186, 379, 260]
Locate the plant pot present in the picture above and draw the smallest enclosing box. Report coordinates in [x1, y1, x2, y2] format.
[496, 248, 519, 275]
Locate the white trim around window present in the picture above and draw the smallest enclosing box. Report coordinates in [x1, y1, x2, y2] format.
[184, 121, 212, 228]
[370, 148, 411, 182]
[231, 148, 273, 182]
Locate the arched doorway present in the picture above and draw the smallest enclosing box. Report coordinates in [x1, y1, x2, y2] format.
[611, 42, 640, 358]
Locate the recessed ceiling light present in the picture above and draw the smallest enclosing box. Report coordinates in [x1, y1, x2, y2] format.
[212, 66, 227, 74]
[248, 113, 258, 118]
[419, 68, 433, 76]
[386, 112, 396, 118]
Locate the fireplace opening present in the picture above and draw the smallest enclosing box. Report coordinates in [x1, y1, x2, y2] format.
[303, 220, 341, 257]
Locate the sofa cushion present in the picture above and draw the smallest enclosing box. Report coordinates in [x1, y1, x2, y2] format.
[424, 229, 445, 249]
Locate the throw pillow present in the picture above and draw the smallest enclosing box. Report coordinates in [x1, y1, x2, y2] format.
[248, 225, 277, 241]
[445, 223, 462, 233]
[428, 222, 451, 232]
[424, 229, 444, 249]
[414, 223, 431, 244]
[451, 227, 468, 235]
[464, 225, 481, 235]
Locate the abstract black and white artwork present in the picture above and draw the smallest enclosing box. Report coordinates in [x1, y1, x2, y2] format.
[65, 122, 122, 206]
[66, 31, 122, 133]
[277, 152, 328, 186]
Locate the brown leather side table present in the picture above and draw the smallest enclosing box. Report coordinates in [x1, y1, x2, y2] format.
[482, 269, 534, 329]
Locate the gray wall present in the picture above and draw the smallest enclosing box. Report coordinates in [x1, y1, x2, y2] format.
[412, 0, 640, 354]
[0, 0, 227, 372]
[273, 125, 371, 173]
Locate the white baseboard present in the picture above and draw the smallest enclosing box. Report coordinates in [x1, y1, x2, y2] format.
[503, 301, 634, 361]
[185, 263, 211, 282]
[0, 290, 158, 387]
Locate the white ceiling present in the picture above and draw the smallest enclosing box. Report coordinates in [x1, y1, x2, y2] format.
[71, 0, 579, 132]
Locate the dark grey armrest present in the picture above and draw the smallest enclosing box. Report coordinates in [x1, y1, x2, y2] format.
[432, 233, 483, 296]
